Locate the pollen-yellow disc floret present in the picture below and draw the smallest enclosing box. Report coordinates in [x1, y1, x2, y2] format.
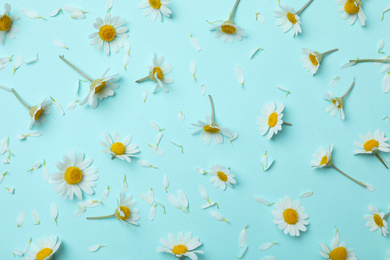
[203, 125, 220, 133]
[29, 106, 43, 120]
[283, 208, 298, 225]
[36, 248, 53, 260]
[363, 139, 379, 152]
[64, 166, 83, 185]
[152, 67, 164, 80]
[149, 0, 162, 9]
[268, 112, 278, 127]
[110, 142, 126, 155]
[328, 247, 347, 260]
[221, 23, 236, 34]
[217, 171, 228, 182]
[373, 214, 384, 227]
[99, 25, 116, 42]
[344, 0, 359, 14]
[286, 12, 297, 24]
[90, 79, 106, 94]
[320, 155, 328, 165]
[172, 244, 188, 255]
[115, 206, 131, 220]
[0, 14, 11, 31]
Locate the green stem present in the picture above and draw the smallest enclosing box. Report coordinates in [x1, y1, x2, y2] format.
[384, 212, 390, 220]
[136, 75, 150, 83]
[11, 89, 31, 109]
[341, 79, 355, 99]
[321, 48, 339, 57]
[331, 164, 367, 189]
[228, 0, 240, 21]
[375, 152, 389, 169]
[87, 214, 115, 220]
[59, 55, 93, 82]
[283, 122, 292, 126]
[296, 0, 313, 15]
[349, 59, 390, 63]
[209, 95, 215, 123]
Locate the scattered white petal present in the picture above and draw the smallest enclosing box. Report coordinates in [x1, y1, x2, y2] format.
[178, 111, 185, 122]
[170, 141, 183, 153]
[13, 55, 23, 75]
[50, 8, 62, 17]
[277, 86, 291, 96]
[0, 85, 11, 92]
[75, 207, 86, 217]
[200, 84, 206, 95]
[142, 89, 147, 102]
[209, 211, 228, 223]
[166, 193, 181, 210]
[378, 39, 385, 53]
[262, 257, 275, 260]
[260, 242, 277, 251]
[236, 246, 248, 259]
[107, 0, 114, 12]
[50, 203, 58, 225]
[137, 159, 157, 168]
[256, 12, 265, 23]
[12, 250, 23, 257]
[230, 132, 239, 143]
[27, 162, 41, 173]
[190, 60, 196, 80]
[21, 9, 45, 19]
[141, 189, 154, 205]
[254, 196, 273, 206]
[122, 174, 128, 193]
[190, 34, 201, 51]
[382, 4, 390, 20]
[102, 186, 110, 200]
[67, 100, 78, 110]
[50, 97, 64, 115]
[53, 39, 68, 49]
[32, 210, 40, 225]
[0, 171, 7, 183]
[250, 47, 263, 59]
[235, 65, 244, 86]
[341, 61, 356, 69]
[89, 245, 106, 252]
[362, 182, 375, 191]
[149, 205, 156, 221]
[16, 210, 26, 227]
[195, 168, 206, 175]
[150, 121, 164, 131]
[163, 175, 169, 192]
[239, 225, 248, 247]
[331, 76, 340, 87]
[177, 190, 189, 212]
[200, 202, 217, 209]
[25, 53, 39, 65]
[300, 191, 313, 198]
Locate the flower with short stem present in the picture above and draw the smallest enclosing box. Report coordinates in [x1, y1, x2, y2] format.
[323, 79, 354, 120]
[0, 3, 19, 44]
[337, 0, 366, 27]
[319, 227, 357, 260]
[257, 101, 292, 139]
[354, 130, 389, 169]
[343, 57, 390, 69]
[302, 48, 338, 75]
[364, 205, 390, 237]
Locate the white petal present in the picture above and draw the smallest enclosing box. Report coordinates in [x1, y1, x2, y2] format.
[166, 193, 181, 209]
[239, 226, 248, 247]
[122, 174, 128, 193]
[107, 0, 114, 12]
[50, 8, 62, 17]
[260, 242, 276, 251]
[14, 55, 23, 73]
[149, 205, 156, 221]
[51, 97, 64, 115]
[142, 89, 147, 102]
[189, 60, 196, 79]
[235, 65, 244, 86]
[177, 190, 188, 210]
[89, 245, 105, 252]
[32, 210, 40, 224]
[163, 175, 169, 192]
[199, 185, 209, 200]
[50, 203, 58, 225]
[16, 210, 26, 227]
[53, 39, 68, 49]
[102, 186, 110, 200]
[254, 196, 271, 206]
[250, 47, 262, 59]
[209, 211, 225, 221]
[200, 84, 206, 95]
[378, 39, 385, 53]
[331, 76, 340, 87]
[0, 85, 11, 92]
[178, 111, 185, 122]
[190, 34, 201, 51]
[21, 9, 43, 19]
[300, 191, 313, 198]
[137, 159, 152, 167]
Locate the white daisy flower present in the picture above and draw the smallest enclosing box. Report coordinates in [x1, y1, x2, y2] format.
[89, 13, 128, 55]
[157, 232, 203, 259]
[59, 56, 120, 109]
[319, 229, 357, 260]
[49, 151, 99, 200]
[101, 131, 140, 162]
[138, 0, 172, 22]
[10, 88, 51, 129]
[364, 205, 389, 237]
[257, 101, 291, 139]
[354, 130, 389, 168]
[272, 196, 309, 237]
[301, 48, 338, 75]
[323, 80, 354, 120]
[25, 237, 61, 260]
[136, 53, 173, 93]
[274, 0, 313, 37]
[209, 164, 236, 191]
[191, 95, 232, 145]
[209, 0, 246, 43]
[87, 192, 140, 227]
[0, 3, 19, 44]
[337, 0, 366, 26]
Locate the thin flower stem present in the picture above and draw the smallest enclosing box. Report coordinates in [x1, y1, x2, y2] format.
[330, 164, 367, 189]
[349, 59, 390, 63]
[321, 48, 339, 57]
[11, 89, 31, 109]
[384, 212, 390, 220]
[59, 55, 93, 82]
[135, 75, 150, 83]
[87, 214, 115, 220]
[283, 122, 292, 126]
[296, 0, 314, 15]
[341, 79, 355, 99]
[209, 95, 215, 123]
[228, 0, 241, 21]
[375, 153, 389, 169]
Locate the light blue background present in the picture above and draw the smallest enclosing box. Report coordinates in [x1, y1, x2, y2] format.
[1, 0, 390, 259]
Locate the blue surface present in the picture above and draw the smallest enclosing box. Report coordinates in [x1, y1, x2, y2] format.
[1, 0, 390, 259]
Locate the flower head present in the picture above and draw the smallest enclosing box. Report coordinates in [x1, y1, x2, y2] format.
[209, 164, 236, 191]
[25, 236, 61, 260]
[101, 131, 140, 162]
[323, 79, 354, 120]
[274, 5, 301, 36]
[319, 229, 357, 260]
[258, 101, 290, 139]
[138, 0, 172, 22]
[157, 232, 203, 259]
[0, 3, 19, 44]
[28, 99, 52, 129]
[302, 48, 338, 75]
[311, 145, 333, 168]
[337, 0, 366, 26]
[354, 130, 390, 155]
[364, 205, 389, 237]
[114, 192, 140, 227]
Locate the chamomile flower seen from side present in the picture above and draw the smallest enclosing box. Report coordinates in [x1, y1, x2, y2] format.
[49, 151, 98, 200]
[136, 53, 173, 93]
[89, 13, 128, 55]
[337, 0, 366, 26]
[0, 3, 19, 43]
[139, 0, 172, 22]
[301, 48, 339, 75]
[319, 228, 357, 260]
[323, 79, 354, 120]
[354, 130, 389, 168]
[274, 0, 313, 37]
[257, 101, 291, 139]
[209, 0, 246, 43]
[364, 205, 390, 237]
[101, 131, 140, 162]
[157, 232, 203, 259]
[209, 164, 236, 191]
[191, 95, 232, 145]
[272, 196, 309, 236]
[25, 236, 61, 260]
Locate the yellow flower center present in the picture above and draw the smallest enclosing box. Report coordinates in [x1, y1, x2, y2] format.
[36, 248, 53, 260]
[283, 208, 298, 225]
[203, 125, 220, 133]
[331, 98, 344, 109]
[344, 0, 359, 14]
[286, 12, 297, 24]
[99, 24, 116, 42]
[320, 155, 328, 165]
[152, 67, 164, 80]
[149, 0, 162, 9]
[110, 142, 126, 155]
[90, 79, 106, 94]
[268, 112, 278, 127]
[34, 108, 43, 120]
[309, 53, 319, 66]
[29, 106, 43, 119]
[0, 14, 12, 31]
[115, 206, 131, 220]
[221, 24, 236, 34]
[217, 171, 228, 182]
[329, 247, 347, 260]
[64, 166, 83, 185]
[363, 139, 379, 152]
[374, 214, 384, 227]
[172, 244, 188, 255]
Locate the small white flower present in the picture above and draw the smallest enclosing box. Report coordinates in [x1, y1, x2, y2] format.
[319, 229, 357, 259]
[209, 164, 236, 191]
[25, 237, 61, 260]
[311, 145, 333, 168]
[258, 101, 290, 139]
[0, 3, 19, 44]
[138, 0, 172, 22]
[364, 205, 389, 236]
[337, 0, 366, 26]
[157, 232, 203, 259]
[301, 48, 338, 75]
[354, 130, 390, 156]
[274, 5, 301, 36]
[101, 131, 139, 162]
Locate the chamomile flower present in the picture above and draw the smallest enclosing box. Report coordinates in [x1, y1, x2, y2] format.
[49, 151, 98, 200]
[191, 95, 232, 145]
[257, 101, 291, 139]
[319, 229, 357, 260]
[209, 164, 236, 191]
[10, 88, 51, 129]
[25, 236, 61, 260]
[0, 3, 19, 43]
[364, 205, 389, 237]
[301, 48, 339, 75]
[337, 0, 366, 26]
[136, 53, 174, 93]
[274, 0, 313, 37]
[101, 131, 140, 162]
[272, 196, 309, 236]
[209, 0, 246, 43]
[139, 0, 172, 22]
[59, 56, 120, 109]
[87, 192, 140, 227]
[89, 13, 128, 55]
[323, 79, 354, 120]
[354, 130, 389, 168]
[157, 232, 203, 259]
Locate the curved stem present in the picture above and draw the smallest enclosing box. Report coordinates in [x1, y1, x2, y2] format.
[59, 55, 93, 82]
[11, 89, 31, 109]
[87, 214, 115, 220]
[283, 122, 292, 126]
[209, 95, 215, 123]
[228, 0, 241, 21]
[296, 0, 313, 15]
[331, 164, 367, 189]
[136, 75, 150, 83]
[321, 48, 339, 57]
[342, 79, 355, 99]
[384, 212, 390, 220]
[375, 152, 389, 169]
[349, 59, 390, 63]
